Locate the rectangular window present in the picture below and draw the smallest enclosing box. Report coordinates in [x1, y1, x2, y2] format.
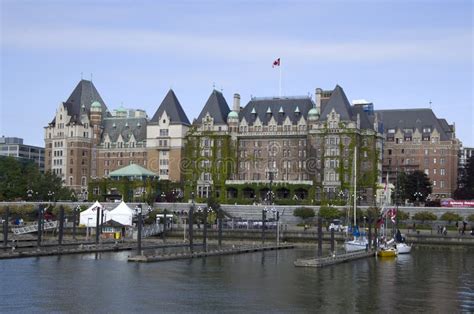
[441, 168, 446, 176]
[160, 129, 169, 136]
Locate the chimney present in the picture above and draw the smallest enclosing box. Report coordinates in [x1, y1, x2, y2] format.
[233, 93, 241, 112]
[315, 88, 322, 113]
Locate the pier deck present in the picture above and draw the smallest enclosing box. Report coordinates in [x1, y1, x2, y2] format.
[128, 244, 295, 263]
[294, 250, 375, 268]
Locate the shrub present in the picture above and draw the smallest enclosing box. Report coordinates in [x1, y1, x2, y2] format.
[397, 210, 410, 221]
[467, 214, 474, 222]
[440, 212, 463, 224]
[318, 206, 342, 221]
[413, 211, 437, 223]
[293, 207, 315, 222]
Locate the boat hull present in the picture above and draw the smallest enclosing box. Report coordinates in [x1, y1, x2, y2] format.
[396, 243, 412, 254]
[377, 249, 397, 257]
[344, 239, 368, 252]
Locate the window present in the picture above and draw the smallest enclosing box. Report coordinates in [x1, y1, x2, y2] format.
[160, 129, 169, 136]
[388, 129, 395, 134]
[424, 169, 429, 175]
[433, 158, 437, 164]
[441, 168, 446, 176]
[440, 180, 445, 188]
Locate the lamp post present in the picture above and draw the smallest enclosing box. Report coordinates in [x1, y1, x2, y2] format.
[189, 192, 195, 252]
[161, 192, 166, 202]
[136, 204, 142, 255]
[47, 191, 55, 204]
[414, 192, 423, 206]
[27, 189, 34, 202]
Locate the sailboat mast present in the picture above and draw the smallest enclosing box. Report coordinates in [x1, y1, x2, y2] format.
[353, 146, 357, 227]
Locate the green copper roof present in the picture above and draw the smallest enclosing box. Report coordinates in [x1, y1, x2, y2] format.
[228, 111, 239, 118]
[109, 164, 158, 178]
[91, 101, 101, 108]
[308, 108, 319, 116]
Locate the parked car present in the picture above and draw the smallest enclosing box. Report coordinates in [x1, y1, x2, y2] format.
[329, 219, 347, 232]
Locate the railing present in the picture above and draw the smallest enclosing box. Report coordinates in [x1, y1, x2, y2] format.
[142, 224, 162, 238]
[12, 221, 58, 235]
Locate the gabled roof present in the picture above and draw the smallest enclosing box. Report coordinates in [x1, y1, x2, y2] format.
[64, 80, 110, 122]
[109, 164, 158, 178]
[101, 117, 147, 143]
[150, 89, 190, 125]
[352, 106, 373, 130]
[375, 108, 453, 141]
[320, 85, 353, 121]
[195, 90, 231, 125]
[240, 97, 315, 125]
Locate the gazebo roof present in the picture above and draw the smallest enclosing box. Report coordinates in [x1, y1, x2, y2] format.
[109, 164, 158, 178]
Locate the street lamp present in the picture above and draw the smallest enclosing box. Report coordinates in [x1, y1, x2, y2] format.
[161, 192, 166, 202]
[414, 192, 423, 206]
[271, 208, 281, 246]
[27, 189, 34, 201]
[47, 191, 55, 203]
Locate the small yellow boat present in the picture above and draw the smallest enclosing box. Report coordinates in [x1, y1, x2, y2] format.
[377, 248, 397, 257]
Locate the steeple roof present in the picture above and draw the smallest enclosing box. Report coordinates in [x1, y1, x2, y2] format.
[195, 90, 231, 125]
[150, 89, 190, 125]
[320, 85, 353, 121]
[64, 79, 110, 121]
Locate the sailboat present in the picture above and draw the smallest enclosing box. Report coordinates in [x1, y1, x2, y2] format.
[344, 147, 369, 252]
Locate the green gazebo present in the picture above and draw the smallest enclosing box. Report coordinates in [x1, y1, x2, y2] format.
[109, 164, 159, 181]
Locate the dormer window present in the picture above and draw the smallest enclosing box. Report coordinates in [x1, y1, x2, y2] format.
[251, 108, 257, 114]
[423, 127, 431, 133]
[388, 129, 395, 134]
[279, 106, 284, 114]
[294, 106, 300, 114]
[266, 107, 272, 114]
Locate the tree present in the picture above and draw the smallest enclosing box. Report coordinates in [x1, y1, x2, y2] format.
[318, 206, 342, 221]
[399, 170, 432, 204]
[440, 212, 462, 225]
[397, 210, 410, 221]
[454, 155, 474, 199]
[293, 207, 315, 223]
[413, 211, 437, 224]
[0, 156, 75, 201]
[467, 214, 474, 222]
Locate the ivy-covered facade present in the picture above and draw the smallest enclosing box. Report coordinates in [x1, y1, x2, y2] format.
[183, 86, 383, 206]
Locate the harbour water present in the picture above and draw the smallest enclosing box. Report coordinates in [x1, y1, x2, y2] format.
[0, 248, 472, 313]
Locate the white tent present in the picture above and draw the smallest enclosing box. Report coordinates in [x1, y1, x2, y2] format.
[107, 201, 133, 226]
[79, 201, 103, 227]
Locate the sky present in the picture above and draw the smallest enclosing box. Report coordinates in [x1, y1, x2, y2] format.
[1, 0, 473, 147]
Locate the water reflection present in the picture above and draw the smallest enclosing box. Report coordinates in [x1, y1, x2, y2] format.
[0, 249, 472, 313]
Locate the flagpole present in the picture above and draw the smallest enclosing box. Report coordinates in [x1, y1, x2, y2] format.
[279, 62, 282, 97]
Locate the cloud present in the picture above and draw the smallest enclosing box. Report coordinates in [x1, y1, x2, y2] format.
[2, 26, 471, 63]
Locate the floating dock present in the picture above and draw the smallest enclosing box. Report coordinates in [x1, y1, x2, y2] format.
[294, 250, 375, 268]
[128, 244, 295, 263]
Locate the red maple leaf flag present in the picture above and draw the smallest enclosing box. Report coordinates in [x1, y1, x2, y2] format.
[272, 58, 280, 68]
